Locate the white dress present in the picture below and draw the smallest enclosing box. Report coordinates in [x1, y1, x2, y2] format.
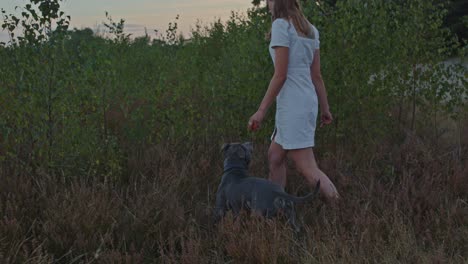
[269, 18, 320, 150]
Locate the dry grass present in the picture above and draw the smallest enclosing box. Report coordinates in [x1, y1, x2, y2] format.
[0, 117, 467, 263]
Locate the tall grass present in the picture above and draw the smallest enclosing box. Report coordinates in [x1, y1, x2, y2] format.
[1, 127, 467, 263]
[0, 0, 467, 262]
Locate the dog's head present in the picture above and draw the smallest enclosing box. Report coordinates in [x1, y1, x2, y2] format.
[222, 142, 253, 166]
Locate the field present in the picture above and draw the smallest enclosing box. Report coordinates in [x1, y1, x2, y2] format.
[0, 0, 467, 263]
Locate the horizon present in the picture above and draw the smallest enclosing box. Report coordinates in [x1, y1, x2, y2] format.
[0, 0, 255, 43]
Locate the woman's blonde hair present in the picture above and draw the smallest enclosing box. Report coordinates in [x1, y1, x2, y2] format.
[267, 0, 313, 40]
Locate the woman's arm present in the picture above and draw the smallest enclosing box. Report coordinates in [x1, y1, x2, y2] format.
[258, 47, 289, 113]
[310, 50, 333, 126]
[248, 47, 289, 131]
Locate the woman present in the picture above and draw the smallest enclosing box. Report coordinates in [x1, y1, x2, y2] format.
[248, 0, 339, 201]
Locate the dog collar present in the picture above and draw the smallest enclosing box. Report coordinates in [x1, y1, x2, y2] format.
[223, 164, 248, 173]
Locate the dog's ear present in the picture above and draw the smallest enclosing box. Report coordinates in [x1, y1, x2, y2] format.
[237, 146, 246, 159]
[221, 143, 230, 153]
[243, 142, 253, 153]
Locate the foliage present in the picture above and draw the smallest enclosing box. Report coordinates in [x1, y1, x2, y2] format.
[0, 0, 465, 176]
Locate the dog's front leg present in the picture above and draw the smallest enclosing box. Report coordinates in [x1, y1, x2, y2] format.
[213, 189, 227, 224]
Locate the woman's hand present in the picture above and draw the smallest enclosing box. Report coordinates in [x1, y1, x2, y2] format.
[248, 110, 266, 131]
[320, 110, 333, 128]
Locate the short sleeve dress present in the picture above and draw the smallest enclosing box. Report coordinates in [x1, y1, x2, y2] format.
[269, 18, 320, 150]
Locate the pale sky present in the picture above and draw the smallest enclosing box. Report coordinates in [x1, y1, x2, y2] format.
[0, 0, 254, 42]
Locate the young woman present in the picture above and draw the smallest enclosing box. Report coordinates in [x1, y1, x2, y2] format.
[248, 0, 339, 201]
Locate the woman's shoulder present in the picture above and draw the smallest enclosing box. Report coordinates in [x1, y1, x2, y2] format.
[272, 18, 292, 35]
[272, 18, 290, 27]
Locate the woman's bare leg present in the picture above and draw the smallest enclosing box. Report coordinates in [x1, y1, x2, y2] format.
[268, 140, 288, 188]
[288, 147, 339, 201]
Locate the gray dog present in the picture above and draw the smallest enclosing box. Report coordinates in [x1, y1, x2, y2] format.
[214, 142, 320, 232]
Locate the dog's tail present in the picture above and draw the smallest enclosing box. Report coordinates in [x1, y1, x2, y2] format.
[275, 181, 321, 203]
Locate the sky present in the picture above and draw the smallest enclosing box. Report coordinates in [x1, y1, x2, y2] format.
[0, 0, 254, 42]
